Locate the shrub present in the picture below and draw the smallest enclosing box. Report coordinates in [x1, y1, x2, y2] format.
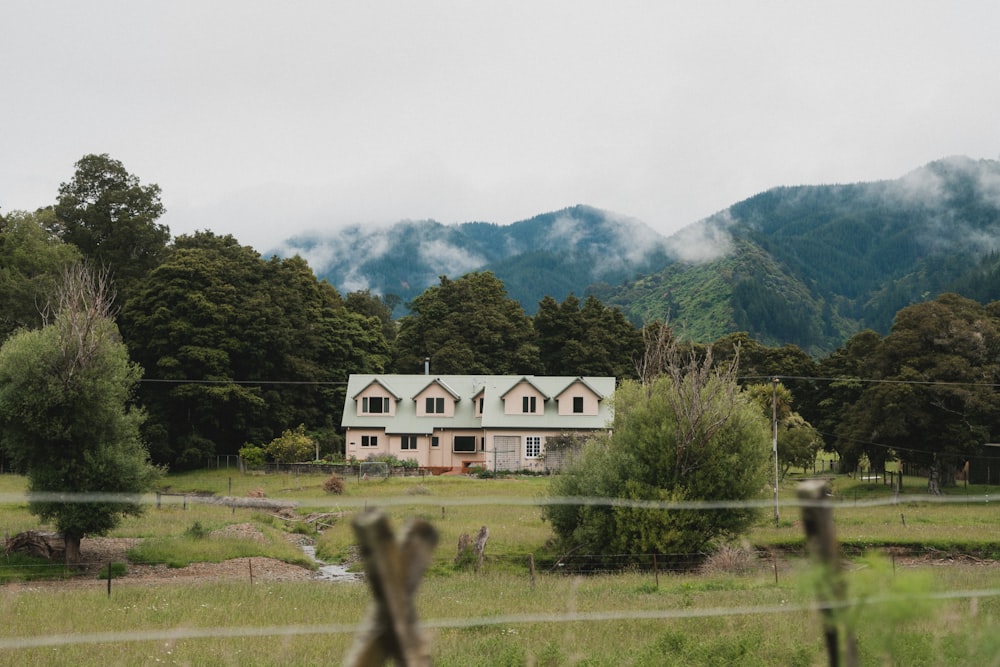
[185, 521, 209, 539]
[701, 543, 758, 575]
[265, 424, 315, 463]
[238, 444, 266, 467]
[544, 359, 770, 561]
[247, 487, 266, 498]
[322, 474, 345, 495]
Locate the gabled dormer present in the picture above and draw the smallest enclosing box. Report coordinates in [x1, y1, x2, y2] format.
[554, 377, 604, 416]
[500, 377, 548, 415]
[413, 377, 461, 417]
[353, 378, 401, 416]
[472, 386, 486, 418]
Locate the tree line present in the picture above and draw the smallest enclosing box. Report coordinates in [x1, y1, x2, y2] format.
[4, 153, 1000, 497]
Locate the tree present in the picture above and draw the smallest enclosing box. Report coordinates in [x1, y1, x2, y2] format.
[121, 232, 389, 467]
[0, 265, 160, 565]
[55, 154, 169, 303]
[544, 333, 770, 561]
[0, 209, 82, 340]
[534, 293, 643, 378]
[746, 381, 823, 479]
[392, 272, 540, 374]
[841, 294, 1000, 493]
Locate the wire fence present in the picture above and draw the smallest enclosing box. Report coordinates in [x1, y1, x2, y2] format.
[4, 487, 1000, 662]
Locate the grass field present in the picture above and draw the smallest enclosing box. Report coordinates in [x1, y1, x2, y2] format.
[3, 468, 1000, 665]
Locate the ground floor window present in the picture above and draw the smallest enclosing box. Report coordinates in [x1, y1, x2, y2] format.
[526, 436, 541, 458]
[401, 435, 418, 450]
[361, 435, 378, 448]
[454, 436, 477, 452]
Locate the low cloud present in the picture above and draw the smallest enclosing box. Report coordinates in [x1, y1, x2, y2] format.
[665, 212, 734, 263]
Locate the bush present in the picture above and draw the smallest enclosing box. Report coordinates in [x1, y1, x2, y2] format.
[265, 424, 315, 463]
[238, 444, 266, 467]
[185, 521, 209, 539]
[544, 368, 770, 561]
[322, 474, 345, 495]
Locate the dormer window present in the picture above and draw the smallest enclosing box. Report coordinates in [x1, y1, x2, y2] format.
[425, 397, 445, 414]
[522, 396, 537, 413]
[573, 396, 584, 413]
[362, 396, 388, 414]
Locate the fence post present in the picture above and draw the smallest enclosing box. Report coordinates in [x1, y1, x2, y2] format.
[528, 553, 536, 589]
[346, 509, 439, 667]
[798, 479, 857, 667]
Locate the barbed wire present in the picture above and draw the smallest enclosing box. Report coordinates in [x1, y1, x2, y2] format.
[2, 587, 999, 651]
[0, 490, 994, 510]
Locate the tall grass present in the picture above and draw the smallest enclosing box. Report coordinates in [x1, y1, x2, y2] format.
[2, 563, 1000, 665]
[5, 469, 1000, 664]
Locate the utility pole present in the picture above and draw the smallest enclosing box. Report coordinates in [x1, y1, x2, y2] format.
[772, 377, 780, 527]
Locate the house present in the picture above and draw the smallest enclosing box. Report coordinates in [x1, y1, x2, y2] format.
[341, 374, 615, 472]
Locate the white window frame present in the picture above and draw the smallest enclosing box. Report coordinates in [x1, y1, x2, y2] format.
[526, 436, 541, 458]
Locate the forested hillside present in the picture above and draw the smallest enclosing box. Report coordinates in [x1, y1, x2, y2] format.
[596, 156, 1000, 353]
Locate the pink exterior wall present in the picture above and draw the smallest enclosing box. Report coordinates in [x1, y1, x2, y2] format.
[555, 383, 601, 416]
[414, 384, 457, 417]
[355, 384, 396, 416]
[502, 382, 546, 415]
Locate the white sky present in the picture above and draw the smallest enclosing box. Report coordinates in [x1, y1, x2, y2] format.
[2, 1, 998, 253]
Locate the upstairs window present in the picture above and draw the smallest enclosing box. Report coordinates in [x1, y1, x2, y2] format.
[522, 396, 537, 413]
[573, 396, 584, 413]
[425, 397, 445, 414]
[362, 396, 388, 414]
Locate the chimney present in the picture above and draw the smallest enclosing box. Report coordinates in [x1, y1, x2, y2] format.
[424, 357, 430, 375]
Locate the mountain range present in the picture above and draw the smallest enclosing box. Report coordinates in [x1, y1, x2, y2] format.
[275, 156, 1000, 355]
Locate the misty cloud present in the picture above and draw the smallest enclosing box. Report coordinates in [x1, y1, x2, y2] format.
[417, 238, 486, 277]
[665, 213, 735, 263]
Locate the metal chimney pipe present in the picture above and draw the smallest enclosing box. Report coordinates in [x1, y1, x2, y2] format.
[424, 357, 430, 375]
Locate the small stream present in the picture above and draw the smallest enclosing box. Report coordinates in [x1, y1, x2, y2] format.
[301, 544, 360, 582]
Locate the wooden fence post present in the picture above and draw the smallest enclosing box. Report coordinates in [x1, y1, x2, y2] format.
[798, 479, 857, 667]
[346, 509, 439, 667]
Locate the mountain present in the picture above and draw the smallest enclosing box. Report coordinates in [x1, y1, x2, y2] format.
[274, 205, 674, 315]
[595, 156, 1000, 353]
[274, 156, 1000, 356]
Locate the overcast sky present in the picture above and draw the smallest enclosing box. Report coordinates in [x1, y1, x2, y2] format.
[2, 1, 998, 252]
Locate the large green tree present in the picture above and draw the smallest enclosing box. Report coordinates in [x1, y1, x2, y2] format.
[0, 265, 159, 564]
[121, 232, 388, 467]
[534, 293, 643, 378]
[392, 272, 540, 374]
[544, 339, 770, 561]
[0, 209, 82, 340]
[839, 294, 1000, 493]
[55, 154, 169, 303]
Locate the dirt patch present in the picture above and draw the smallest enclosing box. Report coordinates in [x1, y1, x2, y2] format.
[5, 535, 316, 590]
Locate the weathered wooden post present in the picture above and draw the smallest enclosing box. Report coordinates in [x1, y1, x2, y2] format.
[798, 479, 857, 667]
[347, 509, 439, 667]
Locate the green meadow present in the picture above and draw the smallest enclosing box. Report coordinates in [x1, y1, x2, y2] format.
[2, 469, 1000, 665]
